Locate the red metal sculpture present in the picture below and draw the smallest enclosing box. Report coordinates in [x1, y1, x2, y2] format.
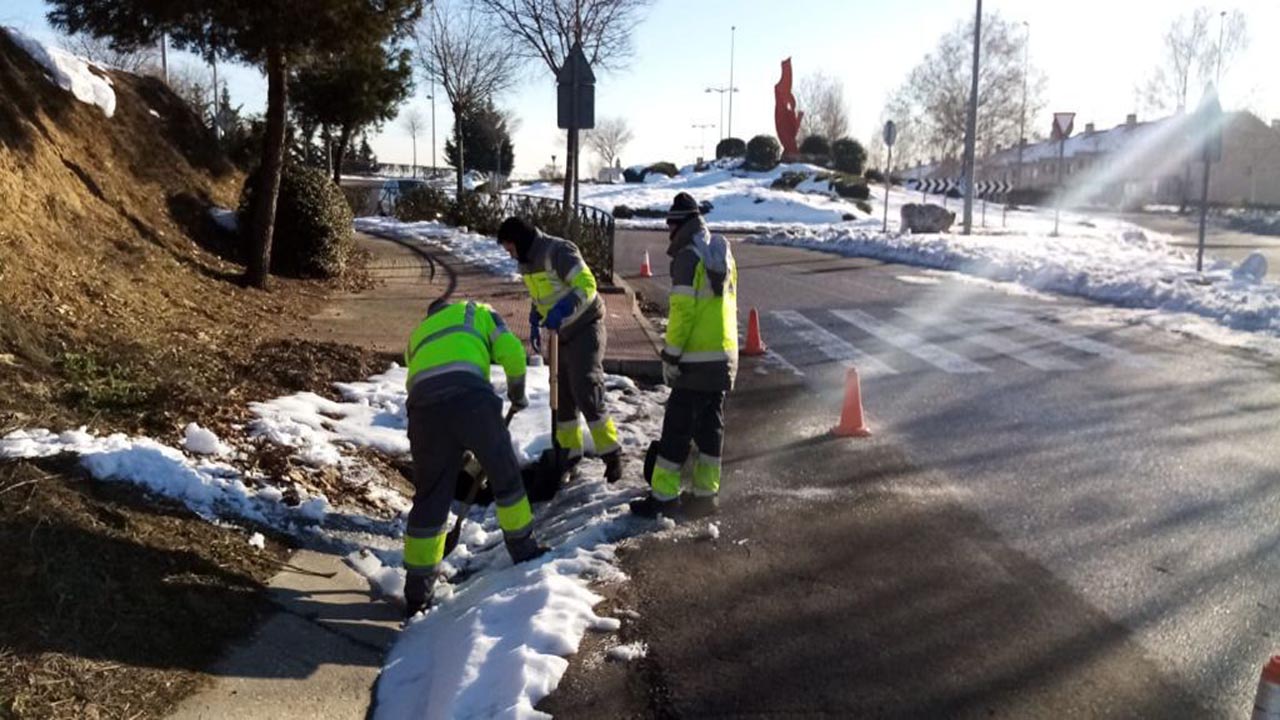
[774, 58, 804, 158]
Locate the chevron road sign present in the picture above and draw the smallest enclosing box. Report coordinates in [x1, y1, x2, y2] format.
[906, 178, 958, 194]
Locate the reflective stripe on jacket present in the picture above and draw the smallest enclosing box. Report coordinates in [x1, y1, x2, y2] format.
[665, 220, 739, 391]
[520, 231, 603, 338]
[404, 300, 526, 398]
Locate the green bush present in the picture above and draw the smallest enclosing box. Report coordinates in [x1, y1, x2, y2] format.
[770, 171, 808, 191]
[238, 164, 355, 278]
[799, 135, 830, 157]
[612, 204, 635, 219]
[831, 138, 867, 175]
[397, 184, 452, 222]
[623, 166, 646, 183]
[646, 162, 678, 178]
[716, 137, 747, 159]
[445, 191, 504, 234]
[830, 173, 870, 200]
[745, 135, 782, 171]
[864, 168, 886, 184]
[855, 200, 873, 214]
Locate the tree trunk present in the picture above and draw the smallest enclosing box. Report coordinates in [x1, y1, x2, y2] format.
[247, 45, 288, 289]
[454, 103, 465, 196]
[561, 131, 573, 206]
[333, 124, 354, 186]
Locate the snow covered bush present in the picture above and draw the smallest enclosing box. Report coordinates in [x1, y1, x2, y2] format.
[716, 137, 747, 159]
[745, 135, 782, 171]
[799, 134, 831, 163]
[831, 138, 867, 175]
[770, 170, 808, 190]
[864, 168, 885, 183]
[646, 162, 678, 178]
[830, 173, 870, 200]
[238, 164, 355, 278]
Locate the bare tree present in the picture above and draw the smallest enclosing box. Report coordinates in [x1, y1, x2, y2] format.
[797, 72, 849, 142]
[61, 32, 159, 75]
[401, 106, 426, 176]
[1139, 7, 1249, 114]
[417, 1, 520, 195]
[889, 12, 1044, 163]
[583, 116, 633, 170]
[473, 0, 653, 205]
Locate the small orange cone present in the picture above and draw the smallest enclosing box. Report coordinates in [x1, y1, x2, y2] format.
[639, 251, 653, 278]
[743, 308, 767, 356]
[1252, 655, 1280, 719]
[832, 368, 872, 437]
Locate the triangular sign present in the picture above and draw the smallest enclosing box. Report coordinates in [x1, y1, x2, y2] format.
[556, 43, 596, 86]
[1052, 112, 1075, 140]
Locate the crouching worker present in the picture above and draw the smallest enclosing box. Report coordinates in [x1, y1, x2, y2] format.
[402, 298, 548, 617]
[631, 192, 738, 519]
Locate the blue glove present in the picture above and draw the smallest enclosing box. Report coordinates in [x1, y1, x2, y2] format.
[528, 307, 542, 351]
[544, 296, 577, 331]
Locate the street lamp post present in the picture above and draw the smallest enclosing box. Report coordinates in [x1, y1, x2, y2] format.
[1216, 10, 1226, 84]
[692, 123, 715, 160]
[728, 25, 737, 139]
[961, 0, 982, 235]
[1016, 21, 1029, 190]
[705, 86, 738, 141]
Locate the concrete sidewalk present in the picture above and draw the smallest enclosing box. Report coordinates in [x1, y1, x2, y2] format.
[309, 232, 662, 377]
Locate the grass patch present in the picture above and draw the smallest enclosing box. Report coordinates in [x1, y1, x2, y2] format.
[0, 458, 288, 720]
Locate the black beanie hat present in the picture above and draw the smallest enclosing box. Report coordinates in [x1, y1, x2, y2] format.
[665, 192, 700, 223]
[497, 216, 537, 262]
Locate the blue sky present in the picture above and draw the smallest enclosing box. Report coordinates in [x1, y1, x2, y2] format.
[4, 0, 1278, 175]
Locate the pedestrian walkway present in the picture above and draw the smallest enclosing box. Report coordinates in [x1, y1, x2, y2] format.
[759, 305, 1154, 378]
[310, 232, 662, 376]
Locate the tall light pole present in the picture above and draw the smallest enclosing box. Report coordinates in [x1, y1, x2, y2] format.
[961, 0, 982, 235]
[1216, 10, 1226, 84]
[706, 86, 737, 141]
[1016, 20, 1029, 189]
[692, 123, 715, 160]
[727, 25, 737, 139]
[427, 91, 436, 177]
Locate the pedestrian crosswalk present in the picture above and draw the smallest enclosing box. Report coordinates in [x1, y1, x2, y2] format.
[754, 306, 1153, 377]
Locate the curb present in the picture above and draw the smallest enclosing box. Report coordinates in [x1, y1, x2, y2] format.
[606, 274, 664, 382]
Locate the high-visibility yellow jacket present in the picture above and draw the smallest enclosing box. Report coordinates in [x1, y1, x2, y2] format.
[404, 300, 526, 405]
[664, 220, 738, 392]
[519, 231, 603, 339]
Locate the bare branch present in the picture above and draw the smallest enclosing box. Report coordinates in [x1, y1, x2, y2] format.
[583, 116, 633, 168]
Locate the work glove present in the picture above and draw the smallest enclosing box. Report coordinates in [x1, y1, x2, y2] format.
[662, 361, 682, 387]
[507, 376, 529, 412]
[528, 307, 542, 354]
[543, 296, 577, 331]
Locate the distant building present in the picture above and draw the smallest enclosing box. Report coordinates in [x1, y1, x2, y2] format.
[905, 110, 1280, 208]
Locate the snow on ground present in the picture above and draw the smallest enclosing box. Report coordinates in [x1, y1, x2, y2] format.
[355, 216, 519, 281]
[2, 361, 677, 719]
[750, 212, 1280, 340]
[518, 162, 871, 232]
[3, 26, 116, 117]
[607, 642, 649, 662]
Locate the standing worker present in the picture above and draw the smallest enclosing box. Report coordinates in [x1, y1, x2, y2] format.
[496, 217, 624, 483]
[631, 192, 738, 519]
[401, 297, 548, 618]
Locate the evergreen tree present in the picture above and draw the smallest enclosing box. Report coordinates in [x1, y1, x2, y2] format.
[444, 100, 515, 179]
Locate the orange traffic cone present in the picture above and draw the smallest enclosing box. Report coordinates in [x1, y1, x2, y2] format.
[743, 308, 767, 356]
[639, 251, 653, 278]
[1252, 655, 1280, 719]
[832, 368, 872, 437]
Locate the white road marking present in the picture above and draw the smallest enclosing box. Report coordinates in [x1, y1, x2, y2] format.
[896, 308, 1081, 371]
[772, 310, 897, 378]
[830, 309, 991, 374]
[977, 308, 1154, 368]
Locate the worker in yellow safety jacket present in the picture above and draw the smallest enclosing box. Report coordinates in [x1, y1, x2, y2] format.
[401, 298, 548, 617]
[496, 217, 624, 483]
[631, 192, 738, 519]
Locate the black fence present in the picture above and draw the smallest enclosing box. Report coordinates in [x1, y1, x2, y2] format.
[346, 179, 615, 284]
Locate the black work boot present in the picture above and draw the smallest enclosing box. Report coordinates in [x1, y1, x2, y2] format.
[403, 573, 435, 619]
[506, 534, 550, 564]
[602, 449, 624, 483]
[681, 493, 719, 519]
[629, 494, 682, 520]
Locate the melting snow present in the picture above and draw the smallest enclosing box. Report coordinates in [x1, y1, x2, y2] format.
[3, 26, 116, 117]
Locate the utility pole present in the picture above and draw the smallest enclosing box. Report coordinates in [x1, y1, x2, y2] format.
[1016, 21, 1029, 189]
[1216, 10, 1226, 85]
[160, 33, 168, 83]
[727, 25, 737, 139]
[706, 86, 736, 141]
[210, 55, 220, 142]
[961, 0, 982, 235]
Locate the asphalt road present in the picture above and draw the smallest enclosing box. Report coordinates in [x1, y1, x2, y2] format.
[543, 229, 1280, 718]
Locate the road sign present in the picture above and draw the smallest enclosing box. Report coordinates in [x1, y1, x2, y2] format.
[1196, 90, 1223, 164]
[883, 120, 897, 147]
[1051, 112, 1075, 141]
[557, 43, 595, 130]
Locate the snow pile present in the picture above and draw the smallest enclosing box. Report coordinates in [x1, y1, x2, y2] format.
[607, 642, 649, 662]
[518, 162, 870, 231]
[0, 428, 332, 525]
[750, 224, 1280, 336]
[183, 422, 230, 456]
[355, 216, 519, 281]
[3, 27, 117, 117]
[209, 207, 239, 234]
